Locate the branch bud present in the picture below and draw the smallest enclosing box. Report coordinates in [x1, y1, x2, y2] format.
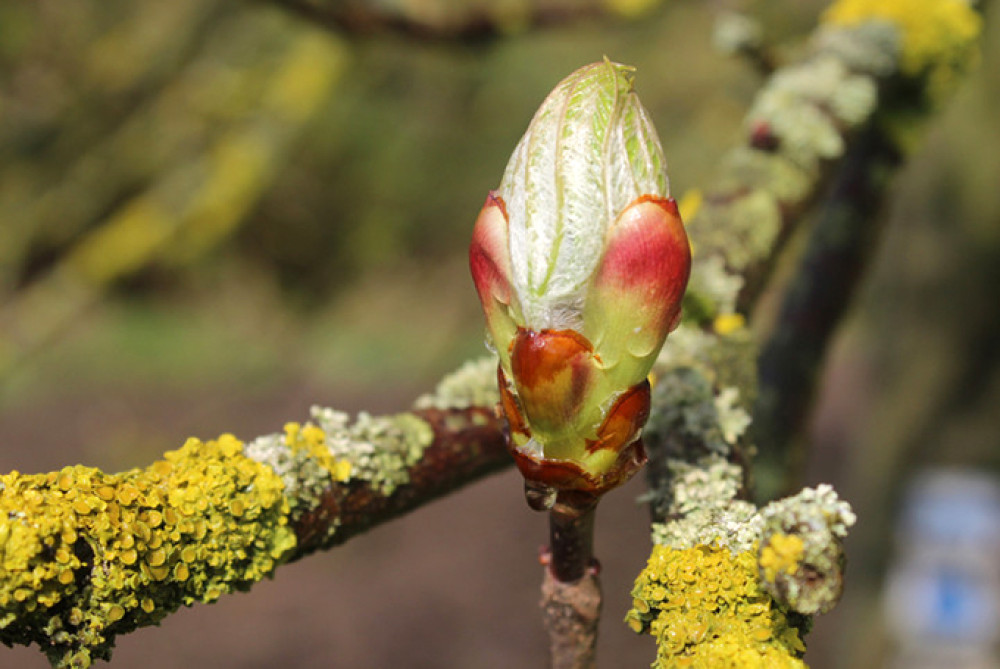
[469, 60, 691, 502]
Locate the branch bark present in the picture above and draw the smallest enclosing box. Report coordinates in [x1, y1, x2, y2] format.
[263, 0, 616, 42]
[540, 497, 600, 669]
[753, 121, 901, 501]
[292, 405, 509, 556]
[540, 568, 601, 669]
[0, 370, 509, 668]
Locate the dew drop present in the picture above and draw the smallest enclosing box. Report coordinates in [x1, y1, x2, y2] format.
[626, 329, 658, 358]
[524, 480, 557, 511]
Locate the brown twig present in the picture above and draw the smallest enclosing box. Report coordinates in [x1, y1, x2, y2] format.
[264, 0, 610, 42]
[540, 568, 601, 669]
[292, 406, 510, 556]
[753, 121, 901, 501]
[537, 493, 601, 668]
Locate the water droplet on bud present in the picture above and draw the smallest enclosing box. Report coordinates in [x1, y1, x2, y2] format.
[524, 480, 557, 511]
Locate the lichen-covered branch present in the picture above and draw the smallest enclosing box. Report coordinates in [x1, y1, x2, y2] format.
[0, 359, 505, 668]
[750, 0, 982, 499]
[626, 0, 982, 665]
[753, 121, 900, 501]
[631, 326, 857, 667]
[289, 403, 508, 555]
[681, 25, 888, 328]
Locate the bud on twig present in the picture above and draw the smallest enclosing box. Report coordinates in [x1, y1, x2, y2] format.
[470, 60, 691, 505]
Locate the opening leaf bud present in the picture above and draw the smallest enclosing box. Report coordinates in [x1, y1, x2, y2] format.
[470, 60, 691, 501]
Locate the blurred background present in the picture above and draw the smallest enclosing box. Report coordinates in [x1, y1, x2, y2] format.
[0, 0, 998, 667]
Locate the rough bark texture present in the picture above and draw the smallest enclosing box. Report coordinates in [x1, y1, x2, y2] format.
[540, 569, 602, 669]
[293, 406, 508, 556]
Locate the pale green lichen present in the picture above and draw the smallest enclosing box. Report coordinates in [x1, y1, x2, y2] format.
[688, 255, 743, 324]
[713, 11, 763, 57]
[652, 496, 762, 555]
[645, 365, 748, 468]
[760, 485, 856, 548]
[654, 324, 724, 370]
[746, 56, 877, 171]
[413, 355, 499, 410]
[243, 420, 353, 540]
[815, 22, 900, 77]
[758, 485, 856, 615]
[0, 435, 295, 668]
[714, 387, 752, 446]
[665, 458, 745, 517]
[823, 0, 981, 99]
[718, 148, 813, 207]
[691, 190, 782, 280]
[626, 544, 807, 669]
[311, 407, 434, 496]
[651, 325, 757, 401]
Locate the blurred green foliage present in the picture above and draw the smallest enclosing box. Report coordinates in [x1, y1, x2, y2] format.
[0, 0, 778, 400]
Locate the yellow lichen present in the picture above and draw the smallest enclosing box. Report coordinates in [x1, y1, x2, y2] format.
[0, 434, 297, 668]
[677, 189, 704, 224]
[759, 534, 805, 583]
[712, 313, 746, 336]
[823, 0, 981, 98]
[760, 534, 805, 581]
[627, 544, 807, 668]
[282, 422, 352, 483]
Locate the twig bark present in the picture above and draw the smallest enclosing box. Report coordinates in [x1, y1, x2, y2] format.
[753, 121, 901, 501]
[540, 497, 600, 669]
[540, 568, 601, 669]
[263, 0, 612, 42]
[293, 406, 509, 556]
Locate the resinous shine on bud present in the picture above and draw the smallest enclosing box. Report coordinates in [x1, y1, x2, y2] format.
[470, 60, 691, 501]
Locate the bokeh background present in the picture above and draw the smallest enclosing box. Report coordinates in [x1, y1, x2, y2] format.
[1, 0, 998, 667]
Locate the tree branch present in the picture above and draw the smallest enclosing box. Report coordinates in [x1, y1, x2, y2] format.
[628, 3, 981, 662]
[753, 120, 901, 501]
[292, 404, 509, 556]
[0, 360, 507, 668]
[261, 0, 616, 42]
